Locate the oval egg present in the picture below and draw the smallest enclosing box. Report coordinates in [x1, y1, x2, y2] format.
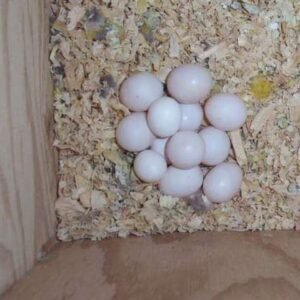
[120, 72, 163, 111]
[166, 131, 205, 169]
[116, 112, 155, 152]
[159, 166, 203, 197]
[199, 126, 231, 166]
[151, 138, 169, 159]
[203, 162, 243, 203]
[134, 150, 167, 183]
[180, 104, 203, 131]
[167, 64, 213, 104]
[147, 97, 181, 138]
[205, 93, 247, 131]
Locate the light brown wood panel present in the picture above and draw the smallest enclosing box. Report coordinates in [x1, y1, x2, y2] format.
[3, 232, 300, 300]
[0, 0, 57, 294]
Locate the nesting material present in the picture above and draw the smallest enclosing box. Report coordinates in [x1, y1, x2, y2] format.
[50, 0, 300, 241]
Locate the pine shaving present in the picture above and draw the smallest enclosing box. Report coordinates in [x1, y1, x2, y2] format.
[229, 130, 248, 166]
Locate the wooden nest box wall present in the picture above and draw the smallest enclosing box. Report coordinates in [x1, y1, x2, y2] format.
[1, 1, 300, 299]
[0, 0, 57, 294]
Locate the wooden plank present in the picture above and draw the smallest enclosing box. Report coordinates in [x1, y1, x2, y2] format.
[0, 0, 57, 294]
[3, 232, 300, 300]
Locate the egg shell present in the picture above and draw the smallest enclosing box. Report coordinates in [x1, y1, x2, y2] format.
[134, 150, 167, 183]
[203, 162, 243, 203]
[151, 138, 169, 159]
[147, 97, 181, 137]
[159, 166, 203, 197]
[166, 131, 205, 169]
[205, 93, 247, 131]
[199, 126, 231, 166]
[120, 72, 163, 111]
[116, 112, 154, 152]
[167, 64, 213, 104]
[180, 104, 203, 131]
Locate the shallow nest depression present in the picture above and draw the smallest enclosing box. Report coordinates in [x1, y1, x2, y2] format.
[50, 0, 300, 241]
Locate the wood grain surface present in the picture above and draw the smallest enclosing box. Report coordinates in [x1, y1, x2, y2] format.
[3, 231, 300, 300]
[0, 0, 57, 294]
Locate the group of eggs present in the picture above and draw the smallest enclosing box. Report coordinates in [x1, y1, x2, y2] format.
[116, 64, 247, 204]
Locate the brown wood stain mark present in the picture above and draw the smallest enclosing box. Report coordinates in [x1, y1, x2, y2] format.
[151, 232, 190, 245]
[255, 238, 300, 273]
[101, 232, 300, 300]
[2, 242, 115, 300]
[211, 277, 300, 300]
[101, 235, 209, 300]
[4, 232, 300, 300]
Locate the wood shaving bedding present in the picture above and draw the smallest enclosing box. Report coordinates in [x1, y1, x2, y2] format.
[50, 0, 300, 241]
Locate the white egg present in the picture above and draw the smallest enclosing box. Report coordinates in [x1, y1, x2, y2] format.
[205, 93, 247, 131]
[120, 72, 163, 111]
[180, 104, 203, 131]
[116, 112, 154, 152]
[147, 97, 181, 137]
[199, 126, 231, 166]
[151, 138, 169, 158]
[134, 150, 167, 183]
[159, 166, 203, 197]
[203, 162, 243, 203]
[167, 64, 213, 104]
[166, 131, 205, 169]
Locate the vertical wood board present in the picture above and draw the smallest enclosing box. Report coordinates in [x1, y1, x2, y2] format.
[0, 0, 57, 294]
